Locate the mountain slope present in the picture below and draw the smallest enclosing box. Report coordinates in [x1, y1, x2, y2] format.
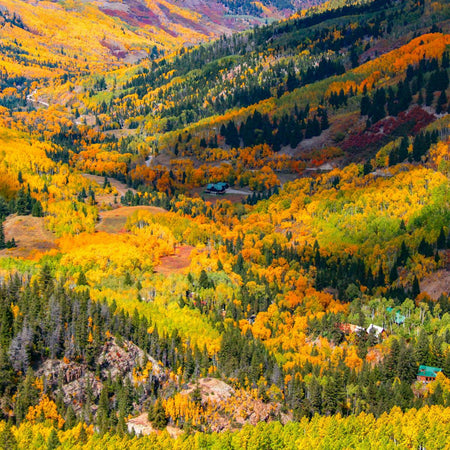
[0, 0, 332, 79]
[39, 0, 449, 194]
[0, 0, 449, 447]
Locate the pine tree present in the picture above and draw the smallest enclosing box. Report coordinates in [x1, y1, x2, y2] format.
[322, 378, 338, 415]
[397, 241, 409, 266]
[436, 90, 447, 114]
[443, 352, 450, 378]
[97, 387, 110, 434]
[190, 383, 202, 406]
[412, 276, 420, 299]
[78, 425, 88, 444]
[0, 421, 17, 450]
[397, 345, 417, 382]
[14, 368, 39, 423]
[398, 137, 409, 162]
[46, 429, 60, 450]
[150, 399, 168, 430]
[39, 263, 53, 292]
[389, 264, 398, 284]
[31, 200, 44, 217]
[77, 271, 88, 286]
[0, 222, 5, 249]
[198, 269, 211, 289]
[64, 406, 77, 429]
[415, 330, 430, 365]
[437, 227, 447, 249]
[309, 378, 322, 414]
[384, 338, 400, 377]
[124, 272, 133, 286]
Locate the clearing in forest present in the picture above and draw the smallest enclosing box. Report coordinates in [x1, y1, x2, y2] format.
[0, 215, 57, 258]
[82, 173, 136, 206]
[96, 206, 166, 233]
[154, 245, 194, 275]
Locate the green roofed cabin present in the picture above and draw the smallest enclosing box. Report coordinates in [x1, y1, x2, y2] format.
[386, 307, 406, 325]
[205, 182, 229, 195]
[417, 365, 443, 383]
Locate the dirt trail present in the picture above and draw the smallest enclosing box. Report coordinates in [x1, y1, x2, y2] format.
[82, 173, 136, 206]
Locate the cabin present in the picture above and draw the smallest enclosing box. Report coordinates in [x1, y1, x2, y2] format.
[386, 307, 406, 325]
[318, 162, 335, 171]
[367, 324, 385, 338]
[205, 182, 229, 195]
[417, 365, 443, 383]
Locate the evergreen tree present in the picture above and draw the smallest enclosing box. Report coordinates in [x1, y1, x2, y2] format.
[46, 429, 60, 450]
[437, 227, 447, 249]
[150, 399, 168, 430]
[31, 200, 44, 217]
[415, 330, 430, 365]
[97, 387, 110, 434]
[322, 378, 338, 415]
[412, 276, 420, 299]
[190, 383, 202, 406]
[0, 222, 5, 249]
[309, 378, 322, 414]
[398, 137, 409, 162]
[397, 345, 417, 382]
[14, 368, 39, 423]
[0, 421, 17, 450]
[436, 90, 447, 114]
[124, 272, 133, 286]
[77, 271, 88, 286]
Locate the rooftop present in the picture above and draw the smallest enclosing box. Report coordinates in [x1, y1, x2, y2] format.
[418, 365, 443, 378]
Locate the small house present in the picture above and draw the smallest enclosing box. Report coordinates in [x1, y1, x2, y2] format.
[386, 307, 406, 325]
[417, 365, 443, 383]
[205, 182, 229, 195]
[394, 311, 406, 325]
[367, 324, 385, 338]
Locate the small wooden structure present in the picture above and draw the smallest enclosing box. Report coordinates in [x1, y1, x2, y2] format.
[417, 365, 443, 383]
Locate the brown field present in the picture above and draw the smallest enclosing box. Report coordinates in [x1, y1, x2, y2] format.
[154, 245, 193, 275]
[0, 215, 57, 258]
[96, 205, 166, 233]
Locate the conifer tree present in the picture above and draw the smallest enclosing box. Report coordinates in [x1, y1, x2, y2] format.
[0, 422, 17, 450]
[150, 399, 168, 430]
[46, 429, 60, 450]
[412, 276, 420, 299]
[0, 222, 5, 249]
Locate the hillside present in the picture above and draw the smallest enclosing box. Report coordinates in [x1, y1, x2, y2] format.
[0, 0, 449, 448]
[32, 0, 449, 196]
[0, 0, 329, 80]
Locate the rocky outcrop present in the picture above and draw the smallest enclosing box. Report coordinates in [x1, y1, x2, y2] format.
[36, 337, 164, 414]
[97, 338, 162, 379]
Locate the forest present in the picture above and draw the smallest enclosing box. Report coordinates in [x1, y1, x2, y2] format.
[0, 0, 449, 447]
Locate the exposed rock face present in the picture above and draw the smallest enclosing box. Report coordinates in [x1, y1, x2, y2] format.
[182, 377, 235, 403]
[97, 338, 162, 379]
[36, 337, 164, 413]
[129, 377, 291, 435]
